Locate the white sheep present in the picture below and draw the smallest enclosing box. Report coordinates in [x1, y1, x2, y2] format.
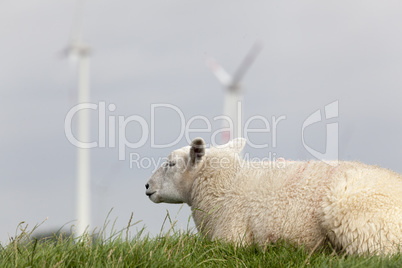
[145, 138, 402, 255]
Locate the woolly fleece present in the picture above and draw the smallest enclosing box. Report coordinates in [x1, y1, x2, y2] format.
[146, 138, 402, 255]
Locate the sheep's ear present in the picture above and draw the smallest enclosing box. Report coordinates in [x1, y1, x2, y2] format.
[221, 138, 246, 153]
[189, 137, 205, 166]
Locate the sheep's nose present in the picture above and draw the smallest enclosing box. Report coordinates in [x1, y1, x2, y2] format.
[145, 183, 149, 189]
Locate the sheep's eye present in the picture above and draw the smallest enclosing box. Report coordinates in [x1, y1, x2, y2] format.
[163, 161, 176, 170]
[168, 161, 176, 167]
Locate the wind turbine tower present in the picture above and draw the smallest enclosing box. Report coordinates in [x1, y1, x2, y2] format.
[66, 0, 91, 237]
[207, 42, 263, 144]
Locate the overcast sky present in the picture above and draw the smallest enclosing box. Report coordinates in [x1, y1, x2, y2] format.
[1, 0, 401, 243]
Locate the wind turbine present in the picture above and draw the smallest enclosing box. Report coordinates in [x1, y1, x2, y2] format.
[65, 0, 91, 237]
[207, 42, 263, 144]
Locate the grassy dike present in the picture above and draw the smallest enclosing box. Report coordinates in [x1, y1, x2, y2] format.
[1, 216, 401, 267]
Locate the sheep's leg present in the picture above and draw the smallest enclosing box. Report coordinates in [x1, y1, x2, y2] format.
[210, 219, 252, 246]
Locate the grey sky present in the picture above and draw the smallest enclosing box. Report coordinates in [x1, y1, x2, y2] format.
[0, 1, 401, 242]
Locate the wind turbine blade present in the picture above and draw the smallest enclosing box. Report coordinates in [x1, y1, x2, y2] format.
[70, 0, 86, 44]
[64, 0, 91, 64]
[206, 57, 232, 86]
[231, 41, 263, 86]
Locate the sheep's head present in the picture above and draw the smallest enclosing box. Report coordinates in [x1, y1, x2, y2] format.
[145, 137, 246, 205]
[145, 138, 206, 204]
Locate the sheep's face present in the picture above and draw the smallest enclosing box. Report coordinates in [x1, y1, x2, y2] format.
[145, 137, 246, 205]
[145, 138, 206, 204]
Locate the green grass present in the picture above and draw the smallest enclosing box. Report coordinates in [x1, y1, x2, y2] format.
[1, 215, 401, 268]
